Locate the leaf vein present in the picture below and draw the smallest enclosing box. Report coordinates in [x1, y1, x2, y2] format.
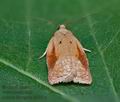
[102, 30, 120, 52]
[26, 21, 32, 70]
[85, 15, 119, 102]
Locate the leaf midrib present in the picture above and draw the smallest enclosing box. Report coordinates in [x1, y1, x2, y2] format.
[0, 58, 78, 102]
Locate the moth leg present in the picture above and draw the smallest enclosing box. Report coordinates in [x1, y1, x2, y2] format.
[39, 37, 54, 60]
[39, 48, 47, 59]
[83, 48, 91, 52]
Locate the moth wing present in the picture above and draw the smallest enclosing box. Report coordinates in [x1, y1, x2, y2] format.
[48, 56, 78, 85]
[46, 37, 57, 70]
[73, 66, 92, 84]
[46, 36, 92, 84]
[73, 37, 92, 84]
[46, 37, 65, 84]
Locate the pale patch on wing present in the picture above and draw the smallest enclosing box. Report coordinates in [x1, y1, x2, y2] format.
[73, 66, 92, 84]
[48, 56, 74, 84]
[48, 55, 92, 85]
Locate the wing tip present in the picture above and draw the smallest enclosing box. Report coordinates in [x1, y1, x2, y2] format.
[48, 77, 92, 85]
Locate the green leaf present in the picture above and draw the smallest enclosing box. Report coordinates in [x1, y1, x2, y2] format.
[0, 0, 120, 102]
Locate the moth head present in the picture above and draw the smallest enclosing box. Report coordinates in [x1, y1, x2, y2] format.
[54, 24, 73, 36]
[59, 24, 66, 29]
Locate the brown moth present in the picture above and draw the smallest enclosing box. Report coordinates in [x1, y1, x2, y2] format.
[39, 25, 92, 85]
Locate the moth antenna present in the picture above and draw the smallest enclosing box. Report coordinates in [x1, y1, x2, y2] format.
[38, 48, 47, 59]
[83, 48, 91, 52]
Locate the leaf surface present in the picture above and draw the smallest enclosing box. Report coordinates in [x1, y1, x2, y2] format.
[0, 0, 120, 102]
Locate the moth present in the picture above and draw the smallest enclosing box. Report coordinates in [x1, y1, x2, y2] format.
[39, 25, 92, 85]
